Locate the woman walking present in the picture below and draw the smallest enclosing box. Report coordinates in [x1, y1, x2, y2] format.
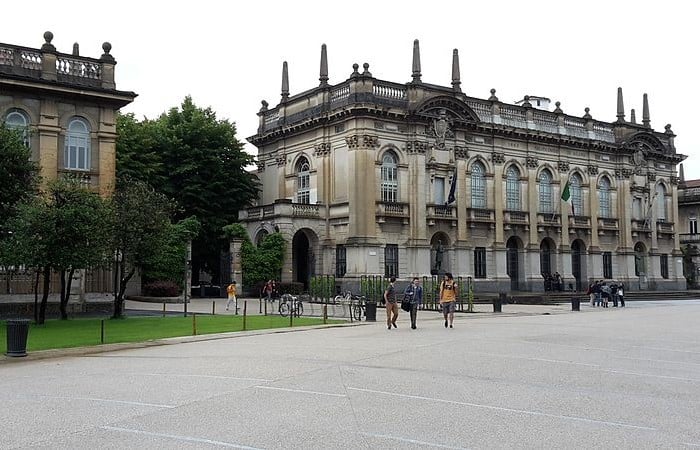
[384, 277, 399, 330]
[403, 277, 423, 330]
[439, 272, 457, 328]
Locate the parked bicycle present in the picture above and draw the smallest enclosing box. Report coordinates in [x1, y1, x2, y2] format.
[333, 291, 366, 321]
[279, 293, 304, 317]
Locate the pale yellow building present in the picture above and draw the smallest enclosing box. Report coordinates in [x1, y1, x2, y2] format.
[241, 41, 686, 292]
[1, 31, 136, 196]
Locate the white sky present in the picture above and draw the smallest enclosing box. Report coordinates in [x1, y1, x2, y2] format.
[3, 0, 699, 179]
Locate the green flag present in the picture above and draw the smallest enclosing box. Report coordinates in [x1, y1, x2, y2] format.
[561, 180, 574, 215]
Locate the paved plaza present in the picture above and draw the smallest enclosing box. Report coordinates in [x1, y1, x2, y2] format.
[1, 300, 700, 449]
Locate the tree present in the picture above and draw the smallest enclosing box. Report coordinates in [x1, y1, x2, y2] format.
[223, 224, 285, 289]
[111, 178, 174, 318]
[0, 123, 39, 232]
[116, 98, 259, 284]
[142, 216, 200, 286]
[1, 180, 112, 323]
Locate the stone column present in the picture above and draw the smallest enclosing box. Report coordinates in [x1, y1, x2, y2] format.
[98, 107, 117, 196]
[526, 164, 540, 290]
[229, 238, 244, 288]
[38, 99, 60, 185]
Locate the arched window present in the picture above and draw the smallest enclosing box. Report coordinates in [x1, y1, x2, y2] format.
[570, 173, 583, 216]
[538, 169, 553, 213]
[4, 109, 30, 147]
[598, 176, 611, 218]
[64, 118, 91, 170]
[505, 165, 521, 210]
[471, 161, 486, 208]
[296, 157, 310, 204]
[656, 184, 667, 221]
[380, 151, 398, 203]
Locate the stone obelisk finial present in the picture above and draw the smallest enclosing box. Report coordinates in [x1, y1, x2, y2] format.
[642, 93, 650, 128]
[281, 61, 289, 102]
[411, 39, 422, 83]
[630, 109, 636, 124]
[616, 87, 625, 122]
[319, 44, 328, 86]
[680, 163, 685, 184]
[451, 49, 461, 92]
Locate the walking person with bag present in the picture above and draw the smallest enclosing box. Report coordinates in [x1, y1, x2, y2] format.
[403, 277, 423, 330]
[384, 277, 399, 330]
[439, 273, 457, 328]
[226, 281, 238, 313]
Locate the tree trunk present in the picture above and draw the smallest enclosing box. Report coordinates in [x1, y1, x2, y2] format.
[33, 269, 40, 323]
[112, 266, 135, 319]
[59, 268, 75, 320]
[37, 265, 50, 325]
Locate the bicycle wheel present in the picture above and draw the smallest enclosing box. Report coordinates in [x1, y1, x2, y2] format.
[279, 302, 290, 317]
[296, 303, 304, 317]
[352, 304, 362, 321]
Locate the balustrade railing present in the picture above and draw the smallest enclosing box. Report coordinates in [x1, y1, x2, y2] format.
[537, 212, 561, 225]
[263, 110, 279, 127]
[500, 106, 527, 128]
[656, 221, 674, 233]
[598, 218, 618, 229]
[592, 122, 615, 143]
[56, 55, 101, 80]
[466, 101, 492, 123]
[263, 205, 275, 217]
[372, 82, 406, 100]
[680, 233, 700, 243]
[331, 84, 350, 103]
[246, 208, 261, 219]
[292, 203, 320, 217]
[467, 208, 494, 222]
[569, 215, 591, 227]
[564, 117, 588, 139]
[532, 112, 558, 133]
[505, 210, 528, 223]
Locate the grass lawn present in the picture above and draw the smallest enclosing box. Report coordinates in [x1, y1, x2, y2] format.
[1, 315, 342, 353]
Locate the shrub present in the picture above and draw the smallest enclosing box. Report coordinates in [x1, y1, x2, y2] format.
[278, 282, 304, 295]
[142, 280, 180, 297]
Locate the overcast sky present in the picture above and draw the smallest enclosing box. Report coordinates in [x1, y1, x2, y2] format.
[3, 0, 698, 179]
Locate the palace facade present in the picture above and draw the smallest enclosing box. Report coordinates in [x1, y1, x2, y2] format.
[240, 41, 686, 292]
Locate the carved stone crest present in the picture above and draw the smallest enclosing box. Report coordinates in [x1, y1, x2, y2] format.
[313, 143, 331, 157]
[346, 135, 379, 150]
[647, 171, 656, 182]
[587, 165, 598, 175]
[632, 149, 646, 167]
[670, 175, 679, 185]
[428, 109, 454, 150]
[454, 146, 469, 159]
[557, 161, 570, 172]
[406, 141, 429, 154]
[526, 157, 539, 169]
[274, 154, 286, 166]
[491, 152, 505, 164]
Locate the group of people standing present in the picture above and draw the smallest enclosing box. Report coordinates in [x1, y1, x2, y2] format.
[383, 273, 458, 330]
[587, 280, 625, 307]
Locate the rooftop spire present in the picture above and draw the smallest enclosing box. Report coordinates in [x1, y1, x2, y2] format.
[411, 39, 422, 83]
[319, 44, 328, 86]
[281, 61, 289, 102]
[630, 109, 636, 124]
[642, 93, 650, 128]
[451, 49, 461, 92]
[680, 163, 685, 183]
[616, 87, 625, 122]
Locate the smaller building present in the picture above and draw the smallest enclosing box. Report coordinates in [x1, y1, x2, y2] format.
[678, 168, 700, 286]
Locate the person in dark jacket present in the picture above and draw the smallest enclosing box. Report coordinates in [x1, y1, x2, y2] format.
[403, 277, 423, 330]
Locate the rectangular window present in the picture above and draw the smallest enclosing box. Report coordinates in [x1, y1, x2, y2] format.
[434, 177, 445, 204]
[690, 218, 698, 234]
[603, 252, 613, 279]
[384, 244, 399, 278]
[474, 247, 487, 279]
[660, 254, 669, 279]
[335, 245, 346, 278]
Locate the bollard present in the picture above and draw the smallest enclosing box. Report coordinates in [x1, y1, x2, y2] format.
[100, 319, 105, 344]
[192, 313, 197, 336]
[212, 301, 216, 315]
[242, 301, 247, 331]
[264, 299, 267, 316]
[323, 304, 328, 324]
[259, 295, 262, 314]
[571, 297, 581, 311]
[494, 293, 505, 313]
[162, 302, 166, 317]
[289, 304, 293, 327]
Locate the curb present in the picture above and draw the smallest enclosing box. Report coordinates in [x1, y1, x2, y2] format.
[0, 321, 366, 365]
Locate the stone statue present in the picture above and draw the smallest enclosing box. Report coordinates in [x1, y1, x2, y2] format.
[434, 240, 444, 272]
[432, 109, 451, 150]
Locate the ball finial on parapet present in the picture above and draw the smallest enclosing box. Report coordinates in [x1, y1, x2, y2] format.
[488, 88, 498, 102]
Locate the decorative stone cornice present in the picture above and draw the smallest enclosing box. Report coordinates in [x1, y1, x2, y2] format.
[406, 140, 429, 154]
[345, 134, 379, 150]
[557, 161, 570, 172]
[275, 154, 286, 166]
[647, 171, 656, 182]
[313, 143, 331, 157]
[587, 165, 598, 175]
[670, 175, 679, 185]
[454, 146, 469, 159]
[615, 168, 633, 179]
[491, 152, 505, 164]
[526, 157, 538, 169]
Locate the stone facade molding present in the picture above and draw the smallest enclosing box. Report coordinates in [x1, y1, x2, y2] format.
[526, 157, 538, 169]
[313, 143, 331, 157]
[587, 165, 599, 175]
[345, 134, 380, 150]
[557, 161, 570, 172]
[491, 152, 505, 164]
[406, 140, 429, 154]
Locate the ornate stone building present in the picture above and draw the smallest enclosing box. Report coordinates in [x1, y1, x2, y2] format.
[678, 168, 700, 286]
[1, 31, 136, 196]
[240, 41, 686, 292]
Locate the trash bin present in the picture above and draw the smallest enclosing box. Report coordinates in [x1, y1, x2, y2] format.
[494, 293, 505, 313]
[571, 297, 581, 311]
[364, 299, 377, 322]
[6, 319, 30, 357]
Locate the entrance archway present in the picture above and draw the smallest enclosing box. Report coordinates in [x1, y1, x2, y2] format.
[292, 229, 317, 290]
[540, 238, 556, 277]
[506, 236, 523, 291]
[571, 239, 586, 291]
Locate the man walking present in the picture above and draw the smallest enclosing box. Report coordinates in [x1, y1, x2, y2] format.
[403, 277, 423, 329]
[439, 272, 457, 328]
[384, 277, 399, 330]
[226, 281, 238, 313]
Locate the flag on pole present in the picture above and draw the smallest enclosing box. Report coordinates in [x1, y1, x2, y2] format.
[561, 179, 574, 215]
[447, 166, 457, 205]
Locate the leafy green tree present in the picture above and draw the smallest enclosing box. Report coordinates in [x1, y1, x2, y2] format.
[1, 180, 112, 323]
[116, 98, 259, 284]
[0, 124, 39, 230]
[223, 224, 285, 289]
[142, 216, 200, 285]
[111, 178, 174, 318]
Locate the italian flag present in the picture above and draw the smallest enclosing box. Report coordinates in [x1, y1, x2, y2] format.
[561, 180, 575, 215]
